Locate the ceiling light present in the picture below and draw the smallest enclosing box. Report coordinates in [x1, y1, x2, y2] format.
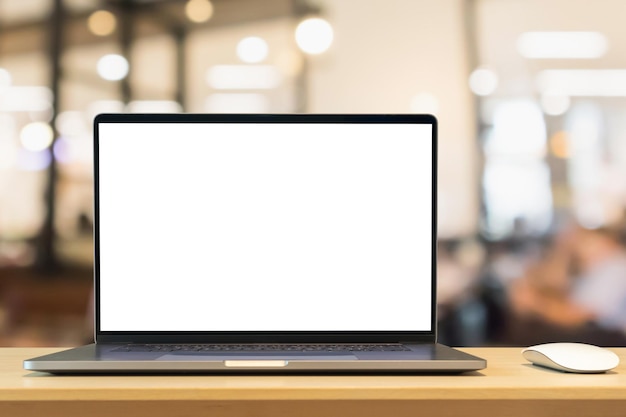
[186, 0, 214, 23]
[517, 31, 608, 59]
[97, 54, 129, 81]
[237, 37, 269, 64]
[295, 18, 334, 55]
[88, 10, 117, 37]
[20, 122, 54, 152]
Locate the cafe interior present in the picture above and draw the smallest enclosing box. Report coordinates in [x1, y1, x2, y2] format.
[1, 0, 626, 347]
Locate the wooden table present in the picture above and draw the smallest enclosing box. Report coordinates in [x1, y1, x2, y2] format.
[2, 347, 625, 417]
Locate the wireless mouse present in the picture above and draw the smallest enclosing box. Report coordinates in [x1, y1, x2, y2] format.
[522, 342, 620, 373]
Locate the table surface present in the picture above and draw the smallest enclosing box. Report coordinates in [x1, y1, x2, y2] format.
[2, 347, 626, 401]
[3, 347, 626, 417]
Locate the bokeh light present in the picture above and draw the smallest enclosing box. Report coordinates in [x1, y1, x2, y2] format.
[295, 17, 334, 55]
[97, 54, 129, 81]
[88, 10, 117, 37]
[549, 131, 570, 159]
[17, 149, 52, 171]
[19, 122, 54, 152]
[52, 137, 71, 164]
[469, 67, 498, 96]
[236, 37, 269, 64]
[186, 0, 214, 23]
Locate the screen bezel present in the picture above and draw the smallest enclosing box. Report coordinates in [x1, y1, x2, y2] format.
[93, 113, 438, 344]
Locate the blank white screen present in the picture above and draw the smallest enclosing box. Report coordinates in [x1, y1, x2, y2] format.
[98, 122, 433, 331]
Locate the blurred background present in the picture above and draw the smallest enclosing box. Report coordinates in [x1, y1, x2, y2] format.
[2, 0, 626, 347]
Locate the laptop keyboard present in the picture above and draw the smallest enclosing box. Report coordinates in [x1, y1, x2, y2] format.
[112, 343, 411, 353]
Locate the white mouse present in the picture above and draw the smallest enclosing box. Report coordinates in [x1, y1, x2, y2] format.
[522, 342, 620, 373]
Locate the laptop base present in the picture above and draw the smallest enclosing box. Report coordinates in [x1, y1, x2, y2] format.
[24, 343, 486, 374]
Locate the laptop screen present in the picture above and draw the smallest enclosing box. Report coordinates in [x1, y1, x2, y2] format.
[95, 115, 435, 334]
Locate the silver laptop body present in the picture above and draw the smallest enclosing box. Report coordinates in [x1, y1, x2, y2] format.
[25, 113, 486, 374]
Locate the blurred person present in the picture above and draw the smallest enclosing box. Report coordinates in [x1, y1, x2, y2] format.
[508, 223, 626, 343]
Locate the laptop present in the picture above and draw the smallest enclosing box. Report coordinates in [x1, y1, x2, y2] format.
[24, 113, 486, 374]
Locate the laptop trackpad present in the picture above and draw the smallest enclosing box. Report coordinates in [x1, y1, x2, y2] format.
[158, 352, 357, 361]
